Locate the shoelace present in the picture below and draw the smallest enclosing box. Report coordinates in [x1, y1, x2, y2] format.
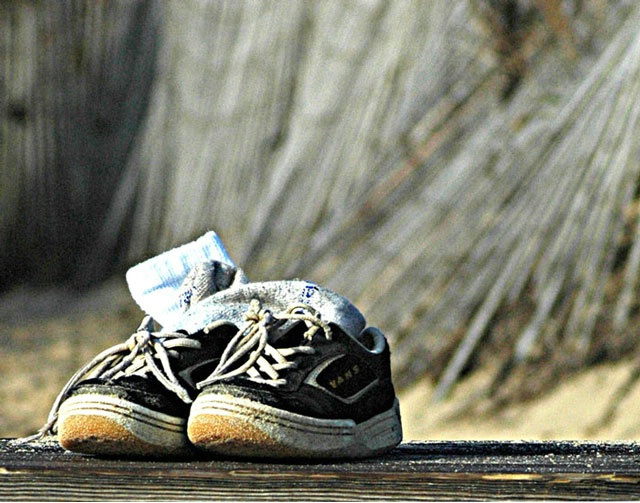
[197, 299, 332, 388]
[23, 316, 200, 441]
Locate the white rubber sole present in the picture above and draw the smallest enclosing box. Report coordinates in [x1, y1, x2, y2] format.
[57, 394, 189, 457]
[187, 394, 402, 459]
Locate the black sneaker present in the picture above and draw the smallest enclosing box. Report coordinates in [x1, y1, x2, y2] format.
[33, 260, 242, 458]
[51, 317, 236, 457]
[186, 285, 403, 459]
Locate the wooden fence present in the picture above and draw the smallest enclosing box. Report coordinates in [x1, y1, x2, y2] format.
[3, 0, 640, 402]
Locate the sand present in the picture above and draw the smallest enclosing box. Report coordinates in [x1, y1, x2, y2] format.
[400, 359, 640, 441]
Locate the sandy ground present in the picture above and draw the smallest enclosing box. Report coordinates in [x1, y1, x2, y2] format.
[400, 360, 640, 441]
[2, 279, 640, 442]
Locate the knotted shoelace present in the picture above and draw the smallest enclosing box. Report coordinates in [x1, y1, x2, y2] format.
[23, 316, 200, 441]
[198, 299, 333, 388]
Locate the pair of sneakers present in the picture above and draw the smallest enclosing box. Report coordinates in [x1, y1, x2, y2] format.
[29, 233, 403, 459]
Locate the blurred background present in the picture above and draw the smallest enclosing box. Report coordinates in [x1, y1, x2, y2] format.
[3, 0, 640, 440]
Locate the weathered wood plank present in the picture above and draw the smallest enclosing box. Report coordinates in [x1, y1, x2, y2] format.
[2, 439, 640, 501]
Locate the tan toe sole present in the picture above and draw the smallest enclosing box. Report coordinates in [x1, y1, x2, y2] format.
[58, 394, 189, 458]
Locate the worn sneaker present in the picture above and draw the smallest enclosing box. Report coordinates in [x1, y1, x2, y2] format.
[49, 316, 235, 457]
[181, 280, 403, 459]
[31, 259, 244, 458]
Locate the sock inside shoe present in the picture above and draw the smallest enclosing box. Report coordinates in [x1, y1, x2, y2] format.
[126, 231, 247, 327]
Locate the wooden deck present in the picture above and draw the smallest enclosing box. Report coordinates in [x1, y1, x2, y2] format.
[2, 439, 640, 500]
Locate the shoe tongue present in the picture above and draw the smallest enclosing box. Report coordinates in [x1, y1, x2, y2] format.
[269, 320, 310, 347]
[172, 280, 366, 339]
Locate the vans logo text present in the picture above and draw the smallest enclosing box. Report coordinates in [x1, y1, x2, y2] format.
[328, 364, 360, 389]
